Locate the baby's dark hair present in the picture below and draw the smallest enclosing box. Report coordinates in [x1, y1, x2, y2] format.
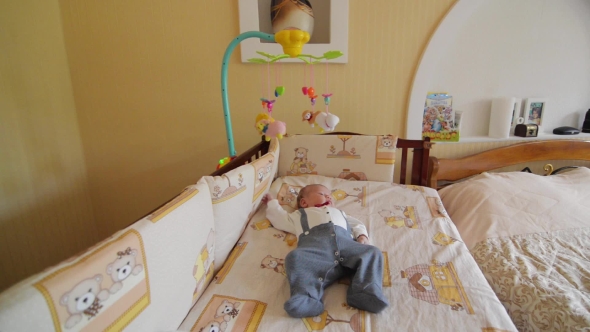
[296, 184, 328, 208]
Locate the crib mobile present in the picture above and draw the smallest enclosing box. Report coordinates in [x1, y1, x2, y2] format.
[216, 28, 343, 170]
[250, 50, 343, 140]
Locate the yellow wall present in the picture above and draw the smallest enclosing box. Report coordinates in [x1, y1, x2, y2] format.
[3, 0, 585, 293]
[59, 0, 455, 239]
[0, 0, 98, 291]
[0, 0, 456, 290]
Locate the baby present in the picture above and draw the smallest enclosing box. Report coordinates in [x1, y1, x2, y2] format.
[262, 184, 389, 318]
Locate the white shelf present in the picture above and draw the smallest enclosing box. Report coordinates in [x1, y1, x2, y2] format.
[436, 132, 590, 144]
[405, 1, 590, 141]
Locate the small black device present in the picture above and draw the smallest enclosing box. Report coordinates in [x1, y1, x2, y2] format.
[515, 123, 538, 137]
[553, 126, 580, 135]
[583, 109, 590, 133]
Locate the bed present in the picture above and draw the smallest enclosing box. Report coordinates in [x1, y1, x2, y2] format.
[0, 133, 518, 331]
[177, 133, 516, 331]
[428, 139, 590, 331]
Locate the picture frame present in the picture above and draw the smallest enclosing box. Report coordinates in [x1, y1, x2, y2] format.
[523, 98, 547, 127]
[509, 99, 522, 126]
[509, 98, 523, 135]
[238, 0, 349, 63]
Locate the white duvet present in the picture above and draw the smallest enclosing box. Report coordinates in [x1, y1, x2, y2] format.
[439, 167, 590, 249]
[439, 167, 590, 331]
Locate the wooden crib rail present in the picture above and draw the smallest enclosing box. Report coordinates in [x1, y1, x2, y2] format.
[210, 139, 270, 177]
[397, 137, 433, 186]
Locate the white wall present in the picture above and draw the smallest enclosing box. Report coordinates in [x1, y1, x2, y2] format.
[407, 0, 590, 140]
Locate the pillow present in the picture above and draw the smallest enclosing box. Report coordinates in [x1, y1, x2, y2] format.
[438, 167, 590, 249]
[277, 134, 397, 182]
[0, 179, 216, 332]
[204, 146, 279, 271]
[125, 178, 216, 329]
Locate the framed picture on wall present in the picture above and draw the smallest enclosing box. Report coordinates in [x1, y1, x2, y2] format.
[238, 0, 349, 63]
[508, 98, 523, 135]
[523, 98, 547, 127]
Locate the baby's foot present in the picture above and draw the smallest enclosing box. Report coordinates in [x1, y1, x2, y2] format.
[347, 284, 389, 313]
[284, 294, 324, 318]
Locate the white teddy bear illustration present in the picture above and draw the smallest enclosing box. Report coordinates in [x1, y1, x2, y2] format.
[59, 274, 110, 329]
[106, 247, 144, 294]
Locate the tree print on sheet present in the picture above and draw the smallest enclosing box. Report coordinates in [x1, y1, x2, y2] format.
[301, 309, 367, 332]
[331, 187, 367, 207]
[211, 174, 246, 204]
[327, 135, 360, 159]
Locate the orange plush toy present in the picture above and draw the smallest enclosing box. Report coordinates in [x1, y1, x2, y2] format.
[301, 110, 320, 128]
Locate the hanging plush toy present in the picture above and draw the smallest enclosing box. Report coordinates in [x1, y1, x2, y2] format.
[255, 113, 286, 140]
[264, 120, 286, 140]
[301, 59, 339, 132]
[255, 113, 273, 135]
[254, 60, 287, 140]
[301, 110, 320, 127]
[315, 112, 340, 133]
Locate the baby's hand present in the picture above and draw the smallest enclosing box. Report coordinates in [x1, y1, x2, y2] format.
[261, 193, 273, 204]
[357, 235, 369, 244]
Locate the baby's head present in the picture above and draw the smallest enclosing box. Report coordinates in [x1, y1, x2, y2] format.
[297, 184, 332, 208]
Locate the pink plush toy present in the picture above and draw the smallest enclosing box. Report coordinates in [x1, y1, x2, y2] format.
[264, 120, 286, 141]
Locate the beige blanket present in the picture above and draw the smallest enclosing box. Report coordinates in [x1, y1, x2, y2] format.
[471, 228, 590, 331]
[439, 168, 590, 250]
[440, 168, 590, 331]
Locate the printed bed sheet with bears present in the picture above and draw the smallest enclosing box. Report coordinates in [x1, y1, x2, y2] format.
[178, 175, 516, 332]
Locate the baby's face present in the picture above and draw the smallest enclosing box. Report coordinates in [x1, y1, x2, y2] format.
[300, 185, 333, 208]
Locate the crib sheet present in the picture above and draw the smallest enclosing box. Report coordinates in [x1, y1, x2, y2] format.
[179, 175, 515, 331]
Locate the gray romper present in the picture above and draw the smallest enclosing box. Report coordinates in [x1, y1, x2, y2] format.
[283, 209, 389, 318]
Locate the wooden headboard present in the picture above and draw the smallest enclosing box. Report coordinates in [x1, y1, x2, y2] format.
[428, 140, 590, 189]
[212, 133, 433, 186]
